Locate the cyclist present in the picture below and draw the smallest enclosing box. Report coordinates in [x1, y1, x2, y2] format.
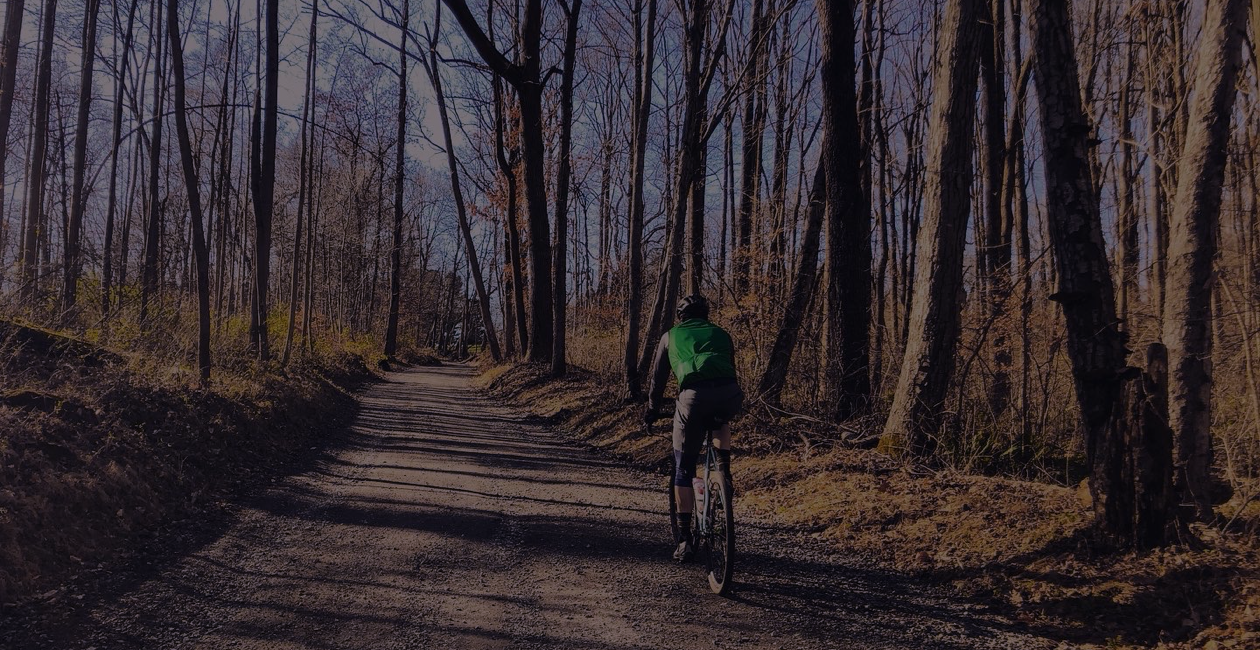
[643, 294, 743, 562]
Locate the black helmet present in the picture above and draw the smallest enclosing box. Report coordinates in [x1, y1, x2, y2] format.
[676, 294, 710, 321]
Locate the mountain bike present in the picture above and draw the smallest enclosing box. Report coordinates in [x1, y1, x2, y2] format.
[655, 421, 735, 595]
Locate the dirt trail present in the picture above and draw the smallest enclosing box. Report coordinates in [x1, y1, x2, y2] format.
[3, 365, 1058, 649]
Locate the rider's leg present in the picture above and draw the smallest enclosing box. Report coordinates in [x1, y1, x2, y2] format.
[673, 449, 698, 543]
[713, 422, 732, 479]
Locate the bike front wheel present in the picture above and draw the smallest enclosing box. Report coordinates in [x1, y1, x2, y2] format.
[703, 472, 735, 595]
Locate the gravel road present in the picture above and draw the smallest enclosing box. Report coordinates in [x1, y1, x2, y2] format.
[1, 365, 1062, 649]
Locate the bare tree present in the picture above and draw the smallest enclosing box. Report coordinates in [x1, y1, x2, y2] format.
[1029, 0, 1133, 542]
[63, 0, 101, 311]
[425, 2, 502, 362]
[283, 0, 320, 366]
[442, 0, 554, 363]
[552, 0, 583, 376]
[623, 0, 658, 398]
[168, 0, 211, 380]
[0, 0, 25, 276]
[250, 0, 280, 361]
[102, 0, 140, 317]
[880, 0, 984, 455]
[757, 155, 824, 407]
[819, 0, 872, 421]
[1162, 0, 1249, 521]
[19, 0, 57, 301]
[384, 0, 410, 359]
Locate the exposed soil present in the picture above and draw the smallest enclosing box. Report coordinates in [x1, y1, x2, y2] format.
[4, 365, 1054, 649]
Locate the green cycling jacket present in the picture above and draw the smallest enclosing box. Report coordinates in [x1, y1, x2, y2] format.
[667, 319, 737, 389]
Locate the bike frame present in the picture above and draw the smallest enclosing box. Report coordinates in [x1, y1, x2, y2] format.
[694, 430, 718, 537]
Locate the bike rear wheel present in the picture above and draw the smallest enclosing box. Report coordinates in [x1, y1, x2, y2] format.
[702, 471, 735, 594]
[667, 470, 680, 543]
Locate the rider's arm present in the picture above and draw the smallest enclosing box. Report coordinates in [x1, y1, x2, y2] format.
[646, 333, 671, 411]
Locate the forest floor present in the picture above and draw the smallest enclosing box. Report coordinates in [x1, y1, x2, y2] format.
[4, 363, 1060, 650]
[2, 344, 1255, 649]
[481, 363, 1260, 649]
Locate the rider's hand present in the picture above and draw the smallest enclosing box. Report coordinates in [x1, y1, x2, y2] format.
[642, 408, 659, 426]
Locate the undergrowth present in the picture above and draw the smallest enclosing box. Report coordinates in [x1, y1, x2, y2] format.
[482, 361, 1260, 649]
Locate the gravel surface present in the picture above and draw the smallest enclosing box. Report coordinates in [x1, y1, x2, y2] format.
[0, 365, 1064, 649]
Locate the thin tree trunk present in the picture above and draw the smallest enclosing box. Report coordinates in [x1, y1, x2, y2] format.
[980, 0, 1012, 415]
[734, 0, 767, 297]
[0, 0, 25, 289]
[757, 156, 825, 407]
[20, 0, 57, 301]
[140, 0, 166, 324]
[250, 0, 279, 361]
[103, 0, 139, 318]
[282, 0, 318, 365]
[551, 0, 582, 376]
[63, 0, 101, 312]
[427, 3, 502, 361]
[384, 0, 409, 358]
[623, 0, 658, 398]
[168, 0, 211, 381]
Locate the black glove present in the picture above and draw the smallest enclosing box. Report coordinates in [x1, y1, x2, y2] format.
[642, 408, 660, 426]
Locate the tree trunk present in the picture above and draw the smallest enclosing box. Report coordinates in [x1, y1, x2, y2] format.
[551, 0, 582, 376]
[734, 0, 767, 296]
[1162, 0, 1249, 521]
[140, 0, 166, 324]
[283, 0, 319, 366]
[102, 0, 139, 318]
[1029, 0, 1134, 542]
[428, 3, 502, 362]
[0, 0, 24, 285]
[623, 0, 658, 398]
[492, 73, 528, 355]
[20, 0, 57, 301]
[1117, 43, 1139, 324]
[62, 0, 100, 312]
[819, 0, 872, 421]
[757, 156, 825, 407]
[880, 0, 983, 455]
[980, 0, 1012, 415]
[443, 0, 552, 363]
[168, 0, 211, 381]
[384, 0, 409, 359]
[250, 0, 279, 361]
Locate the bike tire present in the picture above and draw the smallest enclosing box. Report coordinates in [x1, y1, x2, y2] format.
[704, 471, 735, 595]
[667, 469, 680, 543]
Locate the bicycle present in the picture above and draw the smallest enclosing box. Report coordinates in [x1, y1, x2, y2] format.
[653, 420, 736, 595]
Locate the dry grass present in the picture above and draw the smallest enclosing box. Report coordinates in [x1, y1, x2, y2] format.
[0, 319, 379, 606]
[483, 362, 1260, 649]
